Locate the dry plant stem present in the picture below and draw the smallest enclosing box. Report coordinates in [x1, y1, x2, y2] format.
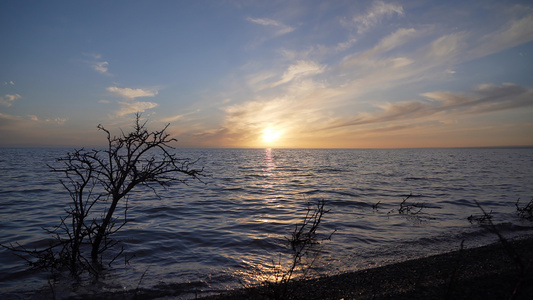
[467, 209, 493, 224]
[474, 200, 531, 300]
[398, 193, 424, 215]
[515, 198, 533, 221]
[286, 199, 326, 282]
[372, 200, 381, 210]
[264, 199, 334, 299]
[474, 201, 524, 272]
[135, 267, 149, 296]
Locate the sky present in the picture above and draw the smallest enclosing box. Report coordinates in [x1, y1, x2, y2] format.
[1, 0, 532, 148]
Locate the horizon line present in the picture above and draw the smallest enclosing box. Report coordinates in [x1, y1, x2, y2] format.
[1, 145, 532, 150]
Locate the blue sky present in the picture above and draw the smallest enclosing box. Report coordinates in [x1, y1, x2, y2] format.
[1, 0, 532, 148]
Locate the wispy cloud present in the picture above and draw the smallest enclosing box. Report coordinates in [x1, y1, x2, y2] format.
[107, 86, 158, 99]
[246, 17, 295, 36]
[428, 32, 467, 59]
[347, 1, 404, 33]
[160, 110, 199, 123]
[3, 81, 15, 86]
[323, 83, 533, 130]
[268, 60, 326, 88]
[106, 86, 159, 117]
[0, 112, 67, 127]
[30, 115, 69, 125]
[31, 115, 68, 125]
[376, 28, 419, 52]
[472, 13, 533, 58]
[116, 100, 158, 117]
[342, 27, 422, 68]
[0, 112, 23, 128]
[28, 115, 39, 121]
[334, 37, 358, 52]
[0, 94, 21, 107]
[0, 113, 71, 147]
[93, 61, 109, 74]
[84, 53, 111, 75]
[277, 36, 358, 64]
[423, 83, 532, 114]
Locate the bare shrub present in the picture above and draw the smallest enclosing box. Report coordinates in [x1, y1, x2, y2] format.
[467, 210, 493, 224]
[387, 193, 439, 223]
[260, 198, 335, 299]
[515, 198, 533, 221]
[2, 114, 205, 277]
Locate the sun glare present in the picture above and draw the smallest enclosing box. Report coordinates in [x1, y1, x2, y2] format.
[262, 128, 282, 144]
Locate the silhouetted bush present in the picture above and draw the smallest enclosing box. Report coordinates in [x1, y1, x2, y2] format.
[515, 198, 533, 221]
[2, 114, 205, 277]
[387, 193, 439, 223]
[467, 210, 493, 224]
[255, 198, 335, 300]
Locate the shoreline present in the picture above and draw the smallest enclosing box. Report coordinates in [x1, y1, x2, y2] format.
[201, 235, 533, 300]
[8, 235, 533, 299]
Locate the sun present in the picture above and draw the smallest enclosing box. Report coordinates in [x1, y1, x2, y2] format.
[262, 128, 283, 144]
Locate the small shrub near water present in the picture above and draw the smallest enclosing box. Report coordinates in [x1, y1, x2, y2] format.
[245, 198, 335, 300]
[515, 198, 533, 221]
[467, 210, 493, 224]
[386, 193, 425, 215]
[387, 193, 440, 223]
[398, 193, 425, 215]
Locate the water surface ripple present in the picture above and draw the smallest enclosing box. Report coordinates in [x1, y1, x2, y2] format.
[1, 148, 532, 298]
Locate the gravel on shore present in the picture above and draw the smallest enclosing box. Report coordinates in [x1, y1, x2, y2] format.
[202, 236, 533, 300]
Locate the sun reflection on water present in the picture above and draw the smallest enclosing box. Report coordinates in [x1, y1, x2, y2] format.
[261, 148, 276, 192]
[262, 148, 275, 176]
[235, 257, 295, 287]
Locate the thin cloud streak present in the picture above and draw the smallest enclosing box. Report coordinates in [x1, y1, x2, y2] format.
[267, 60, 326, 89]
[116, 100, 158, 117]
[472, 13, 533, 58]
[346, 0, 404, 33]
[246, 17, 295, 36]
[322, 83, 533, 131]
[106, 86, 159, 117]
[107, 86, 158, 99]
[160, 110, 199, 123]
[0, 112, 67, 128]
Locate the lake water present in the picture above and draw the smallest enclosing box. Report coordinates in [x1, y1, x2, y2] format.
[1, 147, 532, 298]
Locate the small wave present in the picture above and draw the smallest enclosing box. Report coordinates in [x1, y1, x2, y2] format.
[404, 177, 426, 181]
[438, 199, 477, 207]
[327, 198, 367, 208]
[323, 190, 360, 198]
[223, 187, 244, 191]
[0, 188, 52, 195]
[314, 168, 347, 174]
